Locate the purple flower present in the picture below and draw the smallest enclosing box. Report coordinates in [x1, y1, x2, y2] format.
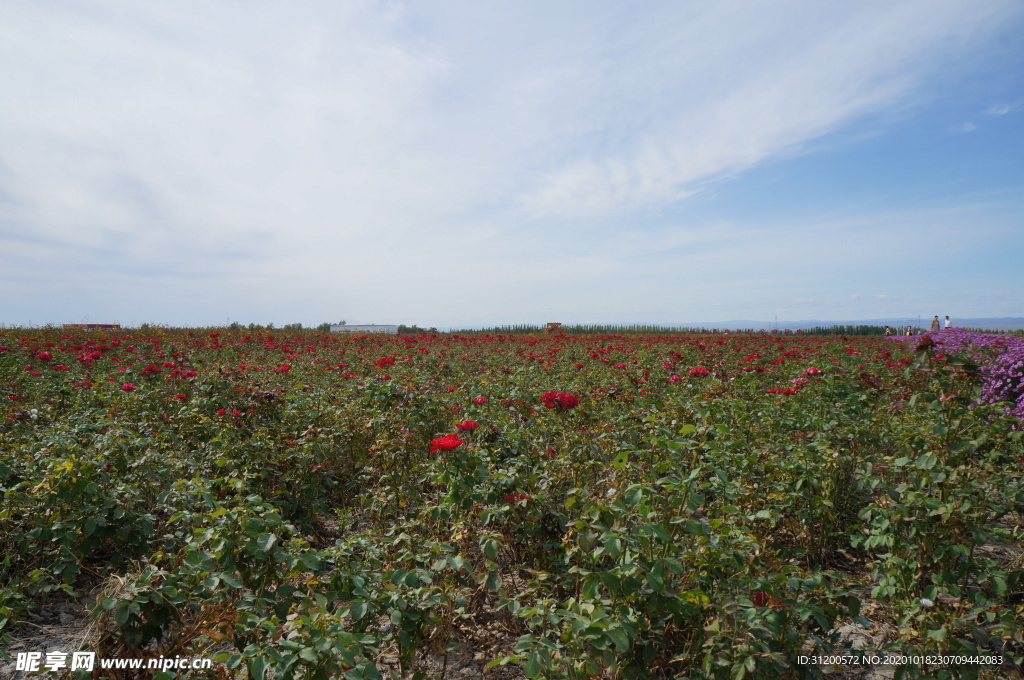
[889, 329, 1024, 419]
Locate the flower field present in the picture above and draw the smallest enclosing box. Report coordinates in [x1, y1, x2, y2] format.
[1, 328, 1022, 679]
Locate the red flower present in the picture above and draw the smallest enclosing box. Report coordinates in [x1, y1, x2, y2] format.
[140, 363, 162, 376]
[175, 393, 187, 400]
[37, 351, 53, 361]
[275, 364, 292, 372]
[540, 391, 579, 410]
[121, 383, 135, 392]
[473, 396, 488, 404]
[505, 491, 528, 503]
[375, 356, 395, 368]
[688, 367, 709, 377]
[430, 434, 464, 453]
[232, 409, 242, 416]
[456, 420, 480, 432]
[752, 590, 787, 609]
[803, 367, 823, 377]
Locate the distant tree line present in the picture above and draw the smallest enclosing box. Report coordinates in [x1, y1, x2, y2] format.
[218, 321, 441, 334]
[224, 321, 345, 332]
[461, 324, 900, 336]
[797, 324, 891, 337]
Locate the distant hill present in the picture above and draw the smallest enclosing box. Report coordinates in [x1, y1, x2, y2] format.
[452, 318, 1024, 333]
[674, 318, 1024, 331]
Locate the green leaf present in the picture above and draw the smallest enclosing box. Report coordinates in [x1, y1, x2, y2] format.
[248, 656, 269, 680]
[524, 652, 542, 678]
[485, 572, 501, 591]
[113, 605, 130, 626]
[612, 450, 630, 470]
[684, 519, 707, 536]
[608, 627, 630, 652]
[256, 533, 277, 552]
[645, 570, 666, 594]
[624, 485, 643, 506]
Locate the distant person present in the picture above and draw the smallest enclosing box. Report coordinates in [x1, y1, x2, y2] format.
[945, 315, 952, 328]
[905, 325, 913, 336]
[930, 316, 940, 332]
[884, 326, 891, 337]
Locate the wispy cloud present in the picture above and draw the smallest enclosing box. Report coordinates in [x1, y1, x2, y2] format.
[517, 1, 1018, 217]
[987, 101, 1019, 114]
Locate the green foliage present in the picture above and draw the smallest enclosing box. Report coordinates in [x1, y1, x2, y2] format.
[0, 328, 1019, 678]
[397, 324, 438, 334]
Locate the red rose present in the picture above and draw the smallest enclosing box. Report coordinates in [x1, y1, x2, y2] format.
[121, 383, 135, 392]
[540, 391, 579, 410]
[456, 420, 480, 432]
[473, 396, 488, 404]
[430, 434, 464, 453]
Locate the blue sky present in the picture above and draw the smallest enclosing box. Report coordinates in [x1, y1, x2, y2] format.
[1, 1, 1022, 328]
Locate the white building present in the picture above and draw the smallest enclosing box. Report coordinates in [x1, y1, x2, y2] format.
[330, 324, 398, 334]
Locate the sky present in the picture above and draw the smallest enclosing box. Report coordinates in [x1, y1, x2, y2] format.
[1, 0, 1023, 328]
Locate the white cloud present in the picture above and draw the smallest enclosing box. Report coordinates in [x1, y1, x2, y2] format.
[518, 1, 1017, 217]
[985, 103, 1019, 116]
[0, 0, 1021, 325]
[959, 122, 979, 132]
